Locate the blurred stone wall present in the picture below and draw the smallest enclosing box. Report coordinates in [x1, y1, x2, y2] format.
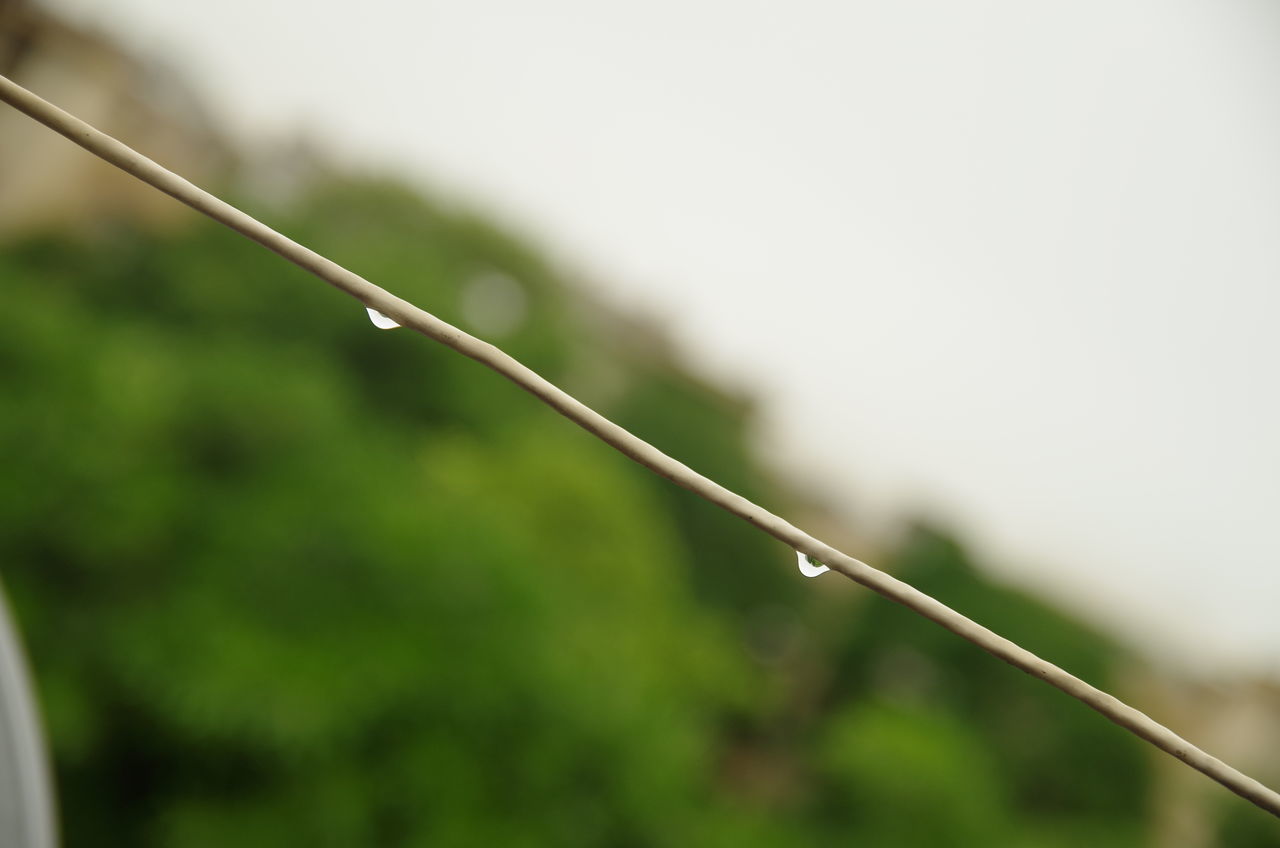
[0, 0, 230, 236]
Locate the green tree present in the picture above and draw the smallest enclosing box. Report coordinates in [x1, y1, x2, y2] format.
[827, 524, 1149, 842]
[0, 182, 763, 845]
[0, 175, 1157, 845]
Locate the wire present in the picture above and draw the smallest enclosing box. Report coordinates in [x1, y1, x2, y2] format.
[1, 72, 1277, 817]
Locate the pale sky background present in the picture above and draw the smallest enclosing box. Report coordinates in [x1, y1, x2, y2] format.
[44, 0, 1280, 674]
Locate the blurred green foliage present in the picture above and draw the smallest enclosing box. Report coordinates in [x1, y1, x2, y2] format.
[0, 175, 1190, 844]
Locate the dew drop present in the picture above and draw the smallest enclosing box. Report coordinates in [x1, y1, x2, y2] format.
[796, 550, 830, 578]
[366, 307, 401, 330]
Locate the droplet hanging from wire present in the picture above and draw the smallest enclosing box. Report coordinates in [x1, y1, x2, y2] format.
[366, 307, 401, 329]
[796, 550, 829, 578]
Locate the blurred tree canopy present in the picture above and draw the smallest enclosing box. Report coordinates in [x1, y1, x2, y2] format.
[0, 175, 1168, 845]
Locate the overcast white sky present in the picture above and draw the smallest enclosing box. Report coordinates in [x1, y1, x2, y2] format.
[44, 0, 1280, 673]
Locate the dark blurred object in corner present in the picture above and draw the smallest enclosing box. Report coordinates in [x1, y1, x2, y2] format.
[0, 579, 56, 848]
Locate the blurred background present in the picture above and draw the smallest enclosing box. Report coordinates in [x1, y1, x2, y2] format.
[1, 0, 1279, 844]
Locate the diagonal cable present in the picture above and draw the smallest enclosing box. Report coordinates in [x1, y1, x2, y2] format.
[1, 73, 1276, 817]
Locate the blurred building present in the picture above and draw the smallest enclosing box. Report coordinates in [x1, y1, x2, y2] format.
[1134, 672, 1280, 847]
[0, 0, 229, 236]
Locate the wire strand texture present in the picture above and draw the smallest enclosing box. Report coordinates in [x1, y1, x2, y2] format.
[2, 73, 1276, 818]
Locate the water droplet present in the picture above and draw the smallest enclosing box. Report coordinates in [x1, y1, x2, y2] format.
[796, 550, 830, 578]
[366, 307, 401, 330]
